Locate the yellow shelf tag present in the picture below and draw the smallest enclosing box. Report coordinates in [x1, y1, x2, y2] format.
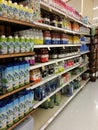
[42, 66, 45, 70]
[49, 7, 52, 12]
[56, 62, 58, 65]
[48, 47, 50, 50]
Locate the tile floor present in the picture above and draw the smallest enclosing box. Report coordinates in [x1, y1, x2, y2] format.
[46, 80, 98, 130]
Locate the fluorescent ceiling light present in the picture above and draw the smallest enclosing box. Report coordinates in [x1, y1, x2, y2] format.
[93, 6, 98, 10]
[93, 17, 98, 20]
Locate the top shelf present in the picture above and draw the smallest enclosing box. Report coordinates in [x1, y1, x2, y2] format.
[0, 17, 89, 35]
[40, 1, 91, 28]
[33, 22, 90, 35]
[0, 16, 90, 35]
[0, 17, 35, 27]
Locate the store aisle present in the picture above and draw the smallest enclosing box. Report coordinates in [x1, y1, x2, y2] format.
[46, 80, 98, 130]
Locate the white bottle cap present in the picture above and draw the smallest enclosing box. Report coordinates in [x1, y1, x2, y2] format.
[1, 35, 5, 38]
[9, 36, 13, 38]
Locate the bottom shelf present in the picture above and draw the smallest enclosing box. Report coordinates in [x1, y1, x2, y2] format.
[32, 79, 90, 130]
[8, 110, 35, 130]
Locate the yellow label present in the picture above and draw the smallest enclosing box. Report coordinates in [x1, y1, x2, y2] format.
[49, 7, 52, 12]
[48, 47, 50, 50]
[0, 0, 4, 4]
[63, 46, 65, 49]
[48, 27, 52, 30]
[42, 66, 45, 70]
[56, 62, 58, 65]
[48, 98, 51, 102]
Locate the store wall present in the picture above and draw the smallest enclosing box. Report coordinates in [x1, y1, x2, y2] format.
[68, 0, 82, 13]
[82, 0, 93, 23]
[67, 0, 93, 23]
[93, 0, 98, 18]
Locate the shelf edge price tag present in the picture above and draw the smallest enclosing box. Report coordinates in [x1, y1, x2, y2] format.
[49, 7, 52, 12]
[48, 27, 52, 30]
[63, 46, 65, 49]
[42, 66, 45, 70]
[64, 30, 66, 33]
[48, 47, 50, 50]
[56, 62, 58, 65]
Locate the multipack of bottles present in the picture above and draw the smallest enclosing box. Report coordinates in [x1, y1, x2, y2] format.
[40, 92, 61, 109]
[80, 44, 89, 53]
[34, 77, 59, 101]
[0, 60, 30, 94]
[79, 55, 89, 65]
[0, 0, 33, 22]
[0, 89, 34, 130]
[62, 77, 81, 96]
[0, 35, 34, 54]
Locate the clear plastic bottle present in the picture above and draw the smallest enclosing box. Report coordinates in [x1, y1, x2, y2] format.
[14, 36, 20, 53]
[19, 36, 26, 52]
[39, 30, 43, 44]
[19, 4, 25, 21]
[7, 36, 14, 54]
[0, 35, 7, 54]
[13, 2, 19, 20]
[7, 0, 14, 19]
[0, 0, 8, 17]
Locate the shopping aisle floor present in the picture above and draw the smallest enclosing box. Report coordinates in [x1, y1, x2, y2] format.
[46, 80, 98, 130]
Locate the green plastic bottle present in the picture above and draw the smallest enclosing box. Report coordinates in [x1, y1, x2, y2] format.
[7, 36, 14, 54]
[14, 36, 20, 53]
[0, 35, 7, 54]
[30, 38, 34, 52]
[19, 36, 26, 53]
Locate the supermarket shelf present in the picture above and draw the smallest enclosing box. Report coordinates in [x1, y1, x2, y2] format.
[0, 82, 38, 100]
[34, 44, 81, 48]
[0, 16, 90, 35]
[0, 16, 34, 27]
[8, 110, 36, 130]
[33, 21, 89, 35]
[30, 54, 80, 70]
[33, 68, 88, 109]
[40, 1, 91, 28]
[33, 22, 80, 34]
[80, 61, 89, 67]
[29, 63, 79, 91]
[0, 52, 35, 59]
[32, 78, 90, 130]
[80, 51, 90, 55]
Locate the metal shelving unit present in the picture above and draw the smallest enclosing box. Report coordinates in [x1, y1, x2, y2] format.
[34, 44, 81, 49]
[89, 33, 98, 81]
[0, 1, 91, 129]
[30, 54, 80, 70]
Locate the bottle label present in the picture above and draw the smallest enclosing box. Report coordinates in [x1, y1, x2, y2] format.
[7, 107, 13, 125]
[0, 108, 7, 129]
[0, 42, 7, 54]
[14, 42, 20, 53]
[13, 7, 19, 20]
[8, 42, 14, 54]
